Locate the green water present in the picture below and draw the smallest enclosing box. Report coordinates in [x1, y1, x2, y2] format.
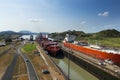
[52, 57, 99, 80]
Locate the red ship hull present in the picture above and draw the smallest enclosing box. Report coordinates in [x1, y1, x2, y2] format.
[36, 33, 60, 57]
[41, 41, 60, 56]
[63, 42, 120, 66]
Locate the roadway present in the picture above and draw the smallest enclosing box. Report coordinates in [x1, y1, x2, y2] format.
[22, 54, 39, 80]
[1, 44, 18, 80]
[1, 53, 18, 80]
[18, 42, 39, 80]
[2, 42, 38, 80]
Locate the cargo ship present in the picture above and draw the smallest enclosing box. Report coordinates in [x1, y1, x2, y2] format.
[63, 34, 120, 66]
[36, 33, 60, 56]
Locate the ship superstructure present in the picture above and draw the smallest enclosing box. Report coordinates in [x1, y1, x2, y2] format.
[36, 33, 60, 56]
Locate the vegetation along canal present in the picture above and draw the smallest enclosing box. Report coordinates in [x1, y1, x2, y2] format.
[51, 54, 99, 80]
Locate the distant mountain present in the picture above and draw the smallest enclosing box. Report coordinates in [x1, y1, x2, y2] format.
[0, 30, 18, 39]
[19, 30, 38, 35]
[0, 30, 50, 40]
[0, 31, 18, 36]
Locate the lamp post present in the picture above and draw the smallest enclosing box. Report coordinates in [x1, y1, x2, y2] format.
[68, 43, 70, 80]
[66, 33, 71, 80]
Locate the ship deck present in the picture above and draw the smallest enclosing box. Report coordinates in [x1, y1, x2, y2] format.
[60, 43, 120, 79]
[76, 44, 120, 55]
[36, 43, 67, 80]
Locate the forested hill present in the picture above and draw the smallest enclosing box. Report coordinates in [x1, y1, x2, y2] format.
[50, 29, 120, 38]
[93, 29, 120, 38]
[0, 30, 38, 39]
[49, 29, 120, 48]
[49, 30, 85, 38]
[0, 31, 18, 38]
[0, 31, 18, 36]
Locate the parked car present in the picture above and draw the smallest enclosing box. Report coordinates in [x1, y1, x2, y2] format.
[42, 69, 49, 74]
[26, 59, 29, 62]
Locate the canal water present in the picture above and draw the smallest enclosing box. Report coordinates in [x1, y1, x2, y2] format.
[22, 35, 99, 80]
[52, 56, 99, 80]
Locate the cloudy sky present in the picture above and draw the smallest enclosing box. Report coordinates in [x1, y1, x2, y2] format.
[0, 0, 120, 33]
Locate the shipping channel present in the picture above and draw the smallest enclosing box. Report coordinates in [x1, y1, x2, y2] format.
[51, 54, 99, 80]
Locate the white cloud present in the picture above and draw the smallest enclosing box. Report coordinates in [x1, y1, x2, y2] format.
[103, 24, 120, 30]
[104, 24, 115, 28]
[103, 11, 109, 16]
[29, 19, 43, 23]
[98, 11, 109, 17]
[80, 21, 86, 25]
[104, 24, 116, 27]
[98, 13, 102, 16]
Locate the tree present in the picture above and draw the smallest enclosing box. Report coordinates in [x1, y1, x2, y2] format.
[5, 38, 12, 43]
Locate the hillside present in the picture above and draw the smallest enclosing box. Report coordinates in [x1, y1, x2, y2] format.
[0, 30, 38, 40]
[0, 31, 18, 35]
[0, 31, 18, 39]
[49, 29, 120, 40]
[93, 29, 120, 38]
[49, 30, 85, 39]
[49, 29, 120, 48]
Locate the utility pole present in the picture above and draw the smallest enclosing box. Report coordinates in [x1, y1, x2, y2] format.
[68, 43, 70, 80]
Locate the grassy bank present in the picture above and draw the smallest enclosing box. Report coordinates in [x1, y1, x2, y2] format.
[21, 42, 53, 80]
[0, 45, 11, 53]
[22, 43, 37, 54]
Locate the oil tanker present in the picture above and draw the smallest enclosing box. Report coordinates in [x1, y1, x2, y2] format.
[36, 33, 60, 56]
[63, 34, 120, 66]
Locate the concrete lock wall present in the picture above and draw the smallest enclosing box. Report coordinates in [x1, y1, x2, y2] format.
[62, 49, 120, 80]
